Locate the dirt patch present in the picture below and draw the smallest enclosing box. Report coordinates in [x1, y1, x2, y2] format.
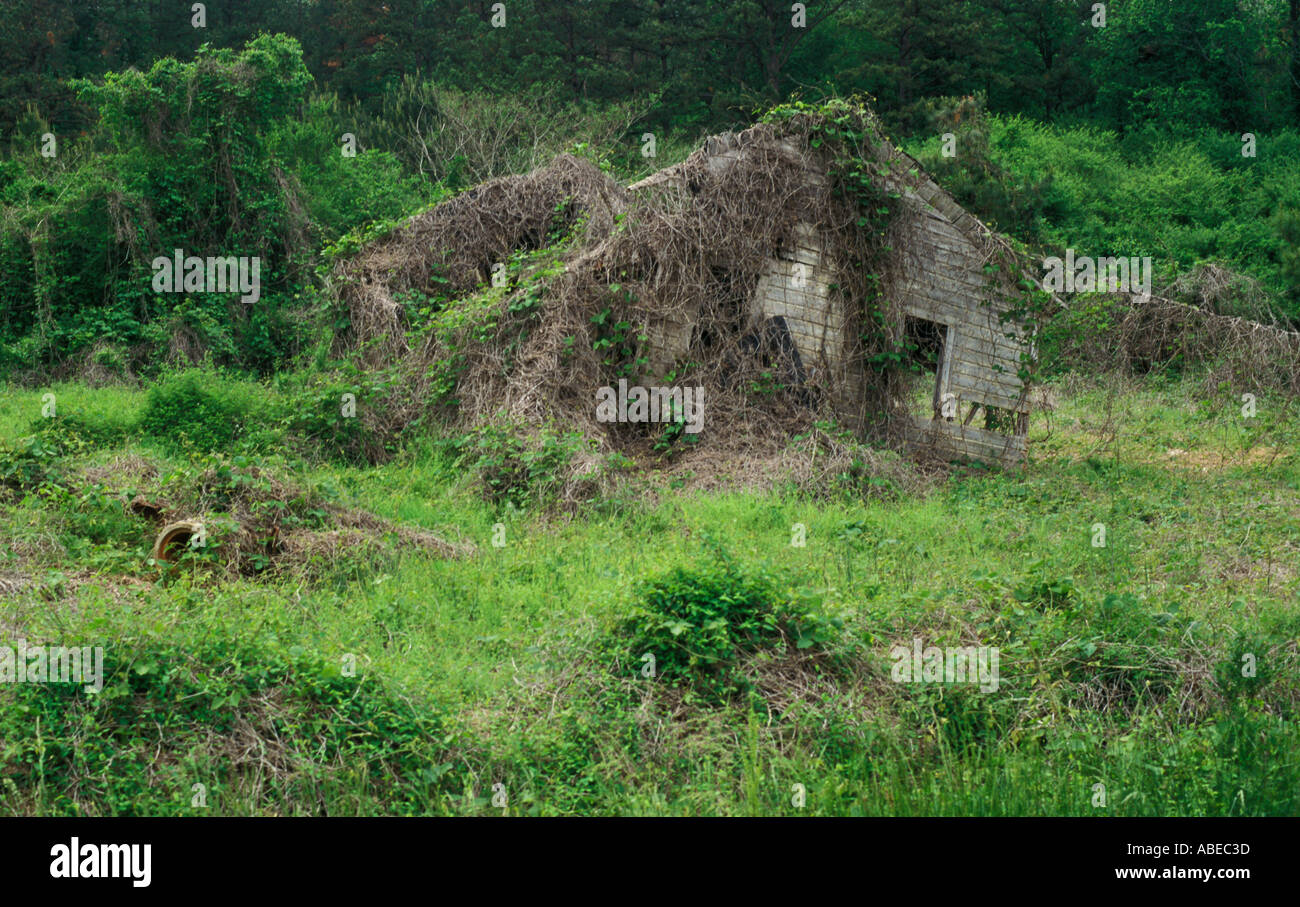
[1160, 446, 1289, 471]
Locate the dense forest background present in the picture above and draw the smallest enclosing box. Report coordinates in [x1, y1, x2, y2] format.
[7, 0, 1300, 137]
[1, 0, 1298, 378]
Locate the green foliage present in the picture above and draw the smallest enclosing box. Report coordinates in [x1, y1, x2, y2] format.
[913, 113, 1300, 321]
[0, 636, 456, 816]
[1, 372, 1299, 815]
[0, 34, 435, 375]
[910, 93, 1055, 237]
[451, 424, 586, 509]
[28, 410, 131, 452]
[1090, 0, 1281, 134]
[270, 364, 404, 465]
[650, 401, 700, 458]
[269, 93, 434, 243]
[1013, 565, 1077, 610]
[1273, 208, 1300, 309]
[1215, 632, 1278, 701]
[589, 284, 647, 380]
[138, 370, 267, 454]
[0, 435, 65, 492]
[614, 543, 842, 700]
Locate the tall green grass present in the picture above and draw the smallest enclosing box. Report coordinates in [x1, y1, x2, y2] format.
[1, 371, 1297, 815]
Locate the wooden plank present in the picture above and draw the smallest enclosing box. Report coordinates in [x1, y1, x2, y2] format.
[895, 272, 1013, 309]
[949, 319, 1029, 343]
[950, 359, 1025, 389]
[895, 254, 1017, 294]
[928, 425, 1023, 454]
[899, 297, 977, 327]
[948, 378, 1024, 407]
[951, 358, 1028, 384]
[951, 350, 1029, 376]
[961, 332, 1032, 356]
[947, 374, 1030, 412]
[904, 417, 1025, 465]
[897, 271, 1016, 306]
[899, 293, 1027, 338]
[765, 286, 811, 310]
[949, 320, 1031, 346]
[949, 382, 1027, 414]
[936, 325, 957, 414]
[915, 235, 977, 257]
[950, 337, 1030, 369]
[952, 355, 1031, 381]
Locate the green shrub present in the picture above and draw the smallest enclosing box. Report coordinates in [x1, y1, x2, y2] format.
[614, 543, 842, 700]
[452, 424, 585, 509]
[277, 372, 374, 464]
[0, 436, 65, 491]
[0, 636, 458, 816]
[1215, 632, 1278, 700]
[1068, 592, 1184, 703]
[137, 371, 268, 454]
[0, 35, 320, 375]
[28, 410, 131, 451]
[907, 115, 1300, 322]
[45, 481, 143, 547]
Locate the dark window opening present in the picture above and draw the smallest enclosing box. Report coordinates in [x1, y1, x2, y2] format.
[902, 315, 951, 419]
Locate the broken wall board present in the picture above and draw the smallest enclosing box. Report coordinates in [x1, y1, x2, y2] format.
[904, 417, 1026, 466]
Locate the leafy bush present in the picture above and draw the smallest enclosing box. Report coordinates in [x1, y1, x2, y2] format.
[44, 481, 143, 547]
[276, 369, 376, 464]
[0, 35, 374, 375]
[452, 424, 585, 509]
[28, 410, 131, 451]
[0, 436, 65, 492]
[1068, 591, 1184, 703]
[614, 543, 842, 700]
[909, 94, 1056, 238]
[1215, 632, 1278, 701]
[268, 93, 434, 244]
[0, 637, 458, 816]
[908, 114, 1300, 321]
[138, 371, 266, 454]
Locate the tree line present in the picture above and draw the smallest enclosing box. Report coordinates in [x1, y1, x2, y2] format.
[5, 0, 1298, 143]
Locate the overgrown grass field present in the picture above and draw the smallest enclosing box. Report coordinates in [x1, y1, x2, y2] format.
[1, 370, 1296, 816]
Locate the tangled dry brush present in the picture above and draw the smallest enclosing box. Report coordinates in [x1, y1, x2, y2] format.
[328, 110, 919, 494]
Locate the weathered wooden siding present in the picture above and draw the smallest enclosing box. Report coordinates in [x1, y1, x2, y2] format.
[628, 124, 1037, 463]
[904, 417, 1026, 467]
[882, 159, 1032, 421]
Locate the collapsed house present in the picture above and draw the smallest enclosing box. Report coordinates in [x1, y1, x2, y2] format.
[629, 128, 1036, 464]
[332, 102, 1043, 468]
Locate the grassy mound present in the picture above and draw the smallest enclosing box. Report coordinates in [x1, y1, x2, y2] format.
[0, 636, 460, 816]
